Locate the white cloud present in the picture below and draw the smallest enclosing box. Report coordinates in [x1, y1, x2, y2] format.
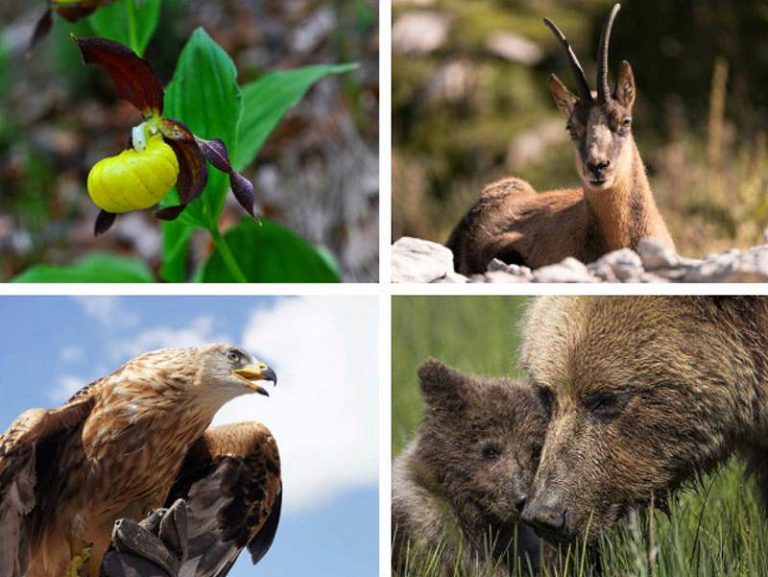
[49, 375, 88, 403]
[214, 296, 379, 515]
[109, 315, 231, 362]
[60, 346, 84, 363]
[72, 296, 138, 329]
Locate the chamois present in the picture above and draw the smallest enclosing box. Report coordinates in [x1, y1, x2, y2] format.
[446, 4, 674, 275]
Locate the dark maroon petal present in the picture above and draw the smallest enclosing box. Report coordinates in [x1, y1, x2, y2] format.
[195, 137, 256, 216]
[230, 172, 256, 216]
[194, 138, 231, 172]
[166, 139, 207, 205]
[154, 205, 186, 221]
[29, 9, 53, 50]
[94, 210, 117, 236]
[55, 3, 101, 23]
[158, 118, 196, 143]
[75, 37, 164, 115]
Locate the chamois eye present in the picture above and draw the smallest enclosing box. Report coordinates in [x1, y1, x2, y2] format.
[618, 117, 632, 132]
[586, 391, 632, 422]
[482, 443, 501, 461]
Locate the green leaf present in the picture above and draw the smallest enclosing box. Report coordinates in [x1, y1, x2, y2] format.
[159, 220, 193, 282]
[88, 0, 161, 56]
[201, 218, 340, 283]
[161, 27, 242, 280]
[11, 253, 155, 283]
[164, 27, 241, 225]
[234, 63, 358, 170]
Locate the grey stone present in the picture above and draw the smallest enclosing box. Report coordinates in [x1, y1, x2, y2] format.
[482, 271, 535, 283]
[432, 272, 469, 283]
[392, 11, 450, 55]
[533, 258, 598, 283]
[636, 238, 681, 269]
[486, 258, 534, 280]
[392, 237, 456, 283]
[423, 60, 476, 105]
[592, 248, 643, 282]
[685, 244, 768, 282]
[392, 236, 768, 284]
[485, 32, 543, 65]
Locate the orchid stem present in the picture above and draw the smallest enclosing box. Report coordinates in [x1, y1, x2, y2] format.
[211, 227, 248, 283]
[126, 0, 140, 54]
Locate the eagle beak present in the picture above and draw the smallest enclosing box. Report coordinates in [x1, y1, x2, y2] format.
[233, 363, 277, 396]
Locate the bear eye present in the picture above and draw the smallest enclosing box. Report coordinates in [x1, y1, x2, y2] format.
[481, 443, 501, 461]
[531, 443, 543, 464]
[586, 391, 632, 422]
[535, 385, 554, 418]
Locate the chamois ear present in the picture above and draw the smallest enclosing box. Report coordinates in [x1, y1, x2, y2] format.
[614, 60, 636, 110]
[418, 358, 470, 411]
[548, 74, 578, 117]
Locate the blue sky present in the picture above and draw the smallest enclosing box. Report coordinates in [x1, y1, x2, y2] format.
[0, 296, 379, 577]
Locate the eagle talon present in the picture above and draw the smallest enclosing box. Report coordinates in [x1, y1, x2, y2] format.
[70, 544, 92, 577]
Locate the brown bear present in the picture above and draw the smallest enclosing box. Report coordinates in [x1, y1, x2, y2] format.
[517, 296, 768, 545]
[392, 358, 548, 576]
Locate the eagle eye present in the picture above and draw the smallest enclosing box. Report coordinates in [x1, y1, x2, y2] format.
[227, 349, 244, 364]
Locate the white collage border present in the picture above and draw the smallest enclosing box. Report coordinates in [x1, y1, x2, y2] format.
[2, 3, 768, 577]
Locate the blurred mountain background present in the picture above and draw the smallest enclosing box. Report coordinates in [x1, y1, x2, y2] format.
[393, 0, 768, 257]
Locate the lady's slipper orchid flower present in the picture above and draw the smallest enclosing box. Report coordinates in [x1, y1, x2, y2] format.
[32, 0, 114, 48]
[75, 37, 255, 235]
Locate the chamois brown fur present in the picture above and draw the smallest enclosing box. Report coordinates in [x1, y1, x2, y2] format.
[392, 359, 547, 576]
[447, 4, 674, 275]
[519, 296, 768, 544]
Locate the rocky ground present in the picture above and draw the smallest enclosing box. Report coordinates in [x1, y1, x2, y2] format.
[391, 237, 768, 283]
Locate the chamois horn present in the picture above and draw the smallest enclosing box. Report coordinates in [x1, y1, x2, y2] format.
[543, 16, 592, 103]
[597, 3, 622, 103]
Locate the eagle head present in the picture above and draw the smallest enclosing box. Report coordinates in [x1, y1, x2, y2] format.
[196, 343, 277, 401]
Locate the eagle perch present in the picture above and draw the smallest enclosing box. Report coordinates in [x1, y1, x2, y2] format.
[0, 344, 281, 577]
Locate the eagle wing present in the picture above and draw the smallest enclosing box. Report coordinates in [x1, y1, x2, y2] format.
[100, 422, 282, 577]
[170, 422, 282, 577]
[0, 394, 95, 577]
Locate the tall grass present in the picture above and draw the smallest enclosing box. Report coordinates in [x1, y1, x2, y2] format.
[392, 296, 768, 576]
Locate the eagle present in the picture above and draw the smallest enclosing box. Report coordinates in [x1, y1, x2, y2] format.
[0, 344, 282, 577]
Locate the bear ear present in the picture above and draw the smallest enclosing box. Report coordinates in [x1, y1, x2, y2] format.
[417, 358, 470, 410]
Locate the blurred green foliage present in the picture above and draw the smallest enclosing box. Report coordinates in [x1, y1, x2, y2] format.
[89, 0, 161, 56]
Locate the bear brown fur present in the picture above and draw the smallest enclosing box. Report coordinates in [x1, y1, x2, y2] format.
[518, 296, 768, 544]
[392, 359, 548, 576]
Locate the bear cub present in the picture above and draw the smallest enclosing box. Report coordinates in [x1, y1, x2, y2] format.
[392, 359, 547, 576]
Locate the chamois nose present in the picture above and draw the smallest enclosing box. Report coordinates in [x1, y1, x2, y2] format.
[587, 159, 611, 176]
[521, 499, 568, 541]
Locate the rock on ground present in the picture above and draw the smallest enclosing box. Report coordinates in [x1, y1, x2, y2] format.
[391, 237, 463, 283]
[391, 237, 768, 283]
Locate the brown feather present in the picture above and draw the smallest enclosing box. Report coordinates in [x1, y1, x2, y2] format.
[166, 423, 282, 577]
